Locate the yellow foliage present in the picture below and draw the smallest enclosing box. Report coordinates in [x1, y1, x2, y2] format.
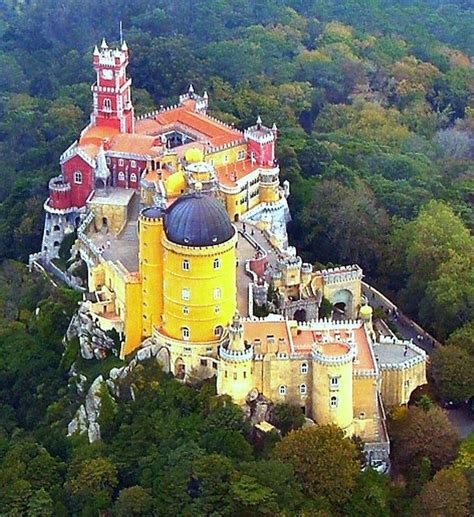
[324, 21, 354, 38]
[390, 405, 409, 422]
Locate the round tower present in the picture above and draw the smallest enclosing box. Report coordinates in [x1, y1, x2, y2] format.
[139, 206, 165, 336]
[217, 313, 254, 404]
[162, 192, 237, 343]
[312, 342, 355, 434]
[359, 304, 374, 338]
[259, 168, 280, 203]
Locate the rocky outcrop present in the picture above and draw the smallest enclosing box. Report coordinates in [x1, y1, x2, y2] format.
[67, 305, 117, 360]
[68, 375, 104, 442]
[244, 390, 275, 425]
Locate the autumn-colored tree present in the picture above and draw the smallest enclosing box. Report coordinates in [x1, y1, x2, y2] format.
[390, 405, 459, 474]
[413, 467, 470, 517]
[273, 425, 361, 506]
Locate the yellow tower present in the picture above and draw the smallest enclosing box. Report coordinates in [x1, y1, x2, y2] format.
[359, 304, 374, 338]
[139, 207, 165, 337]
[259, 168, 280, 203]
[312, 342, 355, 434]
[217, 313, 254, 404]
[162, 192, 237, 343]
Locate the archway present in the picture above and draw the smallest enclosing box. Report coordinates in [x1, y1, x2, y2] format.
[175, 357, 186, 380]
[294, 308, 307, 322]
[157, 347, 171, 373]
[234, 214, 239, 222]
[330, 289, 353, 318]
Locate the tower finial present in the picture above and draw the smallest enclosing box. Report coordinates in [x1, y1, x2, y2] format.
[121, 40, 128, 52]
[93, 45, 100, 56]
[101, 37, 108, 49]
[256, 115, 262, 128]
[188, 83, 195, 94]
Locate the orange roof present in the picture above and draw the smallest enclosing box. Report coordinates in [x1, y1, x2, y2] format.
[216, 159, 265, 187]
[321, 343, 351, 356]
[80, 125, 120, 146]
[243, 320, 291, 354]
[137, 106, 242, 147]
[108, 133, 162, 156]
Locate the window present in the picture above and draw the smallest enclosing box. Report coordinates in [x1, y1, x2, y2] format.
[213, 287, 222, 300]
[182, 259, 190, 271]
[130, 173, 137, 182]
[183, 306, 190, 315]
[103, 98, 112, 111]
[118, 159, 124, 166]
[224, 155, 228, 162]
[118, 171, 125, 181]
[106, 157, 111, 164]
[131, 160, 137, 168]
[200, 359, 207, 367]
[279, 385, 287, 396]
[74, 171, 82, 184]
[182, 288, 190, 301]
[214, 325, 223, 337]
[213, 258, 221, 270]
[300, 384, 307, 395]
[301, 362, 308, 374]
[214, 305, 220, 314]
[182, 327, 190, 340]
[330, 376, 340, 389]
[330, 396, 338, 409]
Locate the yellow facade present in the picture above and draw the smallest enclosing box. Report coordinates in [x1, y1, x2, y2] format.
[139, 209, 165, 337]
[161, 233, 237, 342]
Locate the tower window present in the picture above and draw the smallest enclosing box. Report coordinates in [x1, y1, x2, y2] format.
[213, 258, 221, 270]
[182, 327, 190, 340]
[330, 376, 340, 389]
[103, 98, 112, 111]
[213, 287, 221, 300]
[279, 385, 287, 396]
[300, 384, 307, 395]
[214, 305, 220, 314]
[131, 160, 137, 168]
[130, 173, 137, 182]
[118, 171, 125, 181]
[330, 396, 338, 409]
[182, 259, 190, 271]
[183, 306, 190, 315]
[74, 171, 82, 184]
[182, 288, 190, 301]
[118, 159, 124, 166]
[301, 362, 308, 374]
[214, 325, 223, 337]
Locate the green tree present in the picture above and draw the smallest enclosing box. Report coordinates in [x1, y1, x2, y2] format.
[273, 425, 361, 507]
[114, 486, 154, 516]
[272, 403, 305, 436]
[432, 345, 474, 403]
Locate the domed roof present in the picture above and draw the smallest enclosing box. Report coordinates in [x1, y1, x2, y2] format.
[165, 194, 234, 247]
[184, 147, 204, 163]
[165, 171, 187, 196]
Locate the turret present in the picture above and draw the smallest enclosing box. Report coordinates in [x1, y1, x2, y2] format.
[91, 38, 135, 133]
[244, 116, 276, 166]
[359, 304, 374, 338]
[217, 313, 254, 404]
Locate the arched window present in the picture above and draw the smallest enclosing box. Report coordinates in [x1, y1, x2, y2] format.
[183, 306, 190, 315]
[53, 241, 60, 247]
[182, 327, 190, 340]
[118, 171, 125, 181]
[74, 171, 82, 184]
[103, 98, 112, 111]
[301, 362, 308, 374]
[300, 384, 307, 395]
[130, 173, 137, 182]
[214, 325, 223, 337]
[213, 287, 221, 300]
[182, 259, 190, 271]
[53, 225, 60, 232]
[279, 385, 287, 396]
[214, 305, 220, 314]
[330, 396, 338, 409]
[213, 258, 221, 270]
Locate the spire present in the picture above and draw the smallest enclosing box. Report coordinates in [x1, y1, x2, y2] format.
[203, 90, 208, 99]
[272, 122, 278, 131]
[95, 146, 110, 183]
[121, 40, 128, 51]
[188, 83, 195, 94]
[93, 45, 100, 56]
[228, 312, 245, 352]
[101, 38, 108, 49]
[256, 115, 262, 129]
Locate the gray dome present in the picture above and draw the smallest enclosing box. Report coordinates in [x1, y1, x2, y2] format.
[165, 194, 234, 247]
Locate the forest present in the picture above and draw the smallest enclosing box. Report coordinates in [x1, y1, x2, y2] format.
[0, 0, 472, 515]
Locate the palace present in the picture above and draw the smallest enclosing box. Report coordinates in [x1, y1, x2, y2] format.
[34, 40, 427, 468]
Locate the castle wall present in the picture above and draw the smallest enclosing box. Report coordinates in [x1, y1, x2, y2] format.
[379, 362, 427, 407]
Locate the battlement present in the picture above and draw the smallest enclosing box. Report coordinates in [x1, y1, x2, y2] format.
[93, 39, 128, 67]
[220, 344, 254, 363]
[312, 342, 356, 366]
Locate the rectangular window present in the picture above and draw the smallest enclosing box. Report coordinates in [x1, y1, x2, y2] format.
[118, 159, 124, 166]
[182, 288, 190, 301]
[330, 376, 340, 389]
[213, 287, 221, 300]
[182, 259, 190, 271]
[200, 359, 207, 367]
[131, 160, 137, 168]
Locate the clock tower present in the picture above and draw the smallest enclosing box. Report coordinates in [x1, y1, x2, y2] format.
[91, 38, 135, 133]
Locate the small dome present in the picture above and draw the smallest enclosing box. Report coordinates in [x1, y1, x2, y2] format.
[359, 305, 373, 317]
[165, 171, 187, 196]
[184, 147, 204, 163]
[165, 194, 234, 247]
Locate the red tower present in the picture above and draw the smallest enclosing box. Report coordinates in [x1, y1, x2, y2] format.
[91, 38, 135, 133]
